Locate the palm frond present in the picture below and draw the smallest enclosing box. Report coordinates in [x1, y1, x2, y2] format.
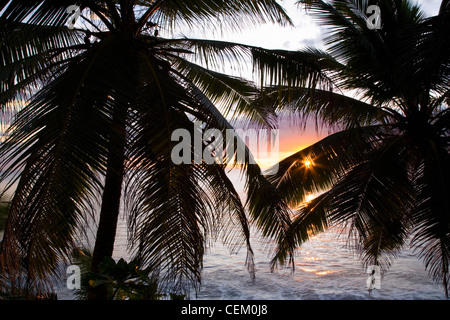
[0, 20, 85, 128]
[264, 0, 450, 298]
[271, 191, 331, 268]
[267, 125, 383, 207]
[272, 131, 415, 273]
[411, 139, 450, 297]
[121, 50, 263, 294]
[299, 0, 433, 106]
[125, 104, 255, 294]
[325, 135, 415, 271]
[251, 46, 340, 91]
[169, 38, 253, 73]
[0, 34, 138, 286]
[258, 85, 390, 128]
[153, 0, 292, 32]
[401, 4, 450, 105]
[0, 1, 76, 26]
[172, 57, 274, 127]
[181, 83, 293, 264]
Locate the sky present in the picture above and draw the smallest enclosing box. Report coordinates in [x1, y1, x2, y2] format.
[2, 1, 445, 169]
[194, 0, 444, 169]
[214, 0, 443, 51]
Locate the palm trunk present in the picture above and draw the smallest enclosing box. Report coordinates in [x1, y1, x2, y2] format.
[88, 106, 127, 300]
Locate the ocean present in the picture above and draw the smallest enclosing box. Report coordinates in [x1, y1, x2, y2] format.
[56, 169, 446, 300]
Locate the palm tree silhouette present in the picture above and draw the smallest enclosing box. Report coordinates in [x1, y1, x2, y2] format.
[255, 0, 450, 297]
[0, 0, 292, 299]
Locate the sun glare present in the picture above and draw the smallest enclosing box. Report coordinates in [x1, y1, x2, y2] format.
[305, 193, 315, 203]
[303, 158, 314, 169]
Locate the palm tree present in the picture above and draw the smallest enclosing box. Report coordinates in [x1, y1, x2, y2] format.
[253, 0, 450, 296]
[0, 0, 293, 299]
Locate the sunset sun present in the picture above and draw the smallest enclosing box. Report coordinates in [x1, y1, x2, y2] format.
[304, 158, 314, 169]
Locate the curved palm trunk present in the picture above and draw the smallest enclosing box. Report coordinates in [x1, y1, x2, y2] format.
[88, 107, 127, 300]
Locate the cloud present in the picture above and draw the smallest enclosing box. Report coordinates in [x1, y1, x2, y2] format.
[195, 0, 322, 51]
[416, 0, 443, 15]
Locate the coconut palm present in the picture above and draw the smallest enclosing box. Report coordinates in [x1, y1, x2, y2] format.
[254, 0, 450, 296]
[0, 0, 293, 299]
